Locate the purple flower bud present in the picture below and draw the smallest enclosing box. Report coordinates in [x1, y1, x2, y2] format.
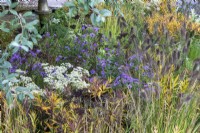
[90, 69, 96, 75]
[143, 65, 150, 71]
[40, 72, 47, 77]
[56, 55, 63, 62]
[81, 25, 87, 30]
[65, 46, 70, 50]
[93, 27, 99, 32]
[90, 33, 95, 38]
[105, 47, 109, 51]
[45, 32, 50, 37]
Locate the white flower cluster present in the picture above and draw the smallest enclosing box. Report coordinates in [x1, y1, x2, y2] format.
[9, 70, 43, 95]
[131, 0, 161, 12]
[43, 63, 90, 91]
[52, 18, 60, 24]
[190, 9, 200, 23]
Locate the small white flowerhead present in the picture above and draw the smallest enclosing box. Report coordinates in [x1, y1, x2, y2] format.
[52, 18, 60, 24]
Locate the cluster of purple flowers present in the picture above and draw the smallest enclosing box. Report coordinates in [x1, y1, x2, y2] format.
[9, 47, 46, 77]
[60, 24, 153, 88]
[62, 24, 108, 67]
[9, 52, 27, 73]
[8, 23, 153, 90]
[113, 73, 140, 88]
[176, 0, 200, 14]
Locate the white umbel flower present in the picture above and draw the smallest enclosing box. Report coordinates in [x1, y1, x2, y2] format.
[43, 63, 90, 91]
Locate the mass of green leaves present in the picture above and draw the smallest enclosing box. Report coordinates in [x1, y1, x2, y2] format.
[0, 0, 41, 105]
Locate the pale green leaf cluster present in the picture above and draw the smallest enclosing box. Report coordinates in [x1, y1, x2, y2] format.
[0, 1, 41, 106]
[64, 0, 112, 26]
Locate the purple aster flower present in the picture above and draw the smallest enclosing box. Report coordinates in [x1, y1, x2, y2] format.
[81, 25, 87, 30]
[90, 69, 96, 75]
[90, 33, 95, 38]
[89, 77, 94, 83]
[81, 49, 86, 53]
[93, 43, 97, 47]
[93, 27, 99, 32]
[99, 59, 107, 68]
[78, 55, 82, 58]
[56, 55, 63, 62]
[20, 57, 27, 64]
[129, 54, 137, 61]
[32, 63, 42, 71]
[101, 70, 106, 77]
[82, 34, 87, 38]
[40, 71, 47, 77]
[65, 46, 70, 50]
[30, 50, 37, 57]
[105, 47, 109, 51]
[81, 41, 87, 46]
[113, 76, 121, 86]
[45, 32, 50, 37]
[36, 49, 41, 54]
[135, 66, 139, 71]
[9, 67, 17, 73]
[119, 73, 140, 85]
[143, 65, 150, 71]
[127, 84, 132, 89]
[129, 62, 134, 67]
[114, 62, 119, 67]
[74, 36, 80, 43]
[10, 53, 21, 62]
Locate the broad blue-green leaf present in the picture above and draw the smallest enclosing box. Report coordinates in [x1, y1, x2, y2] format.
[101, 17, 105, 22]
[15, 34, 22, 42]
[78, 0, 84, 4]
[2, 80, 9, 85]
[10, 41, 20, 48]
[0, 10, 9, 17]
[96, 15, 102, 22]
[9, 9, 18, 16]
[37, 34, 42, 39]
[17, 93, 25, 102]
[83, 3, 89, 14]
[16, 87, 30, 92]
[31, 37, 37, 44]
[21, 45, 29, 52]
[7, 73, 18, 79]
[6, 0, 11, 6]
[99, 9, 112, 16]
[90, 13, 96, 25]
[21, 17, 26, 24]
[25, 20, 39, 28]
[6, 91, 13, 105]
[93, 8, 100, 14]
[64, 1, 75, 7]
[1, 27, 10, 33]
[0, 22, 10, 32]
[12, 47, 19, 54]
[10, 2, 18, 9]
[27, 41, 33, 49]
[27, 93, 34, 99]
[2, 61, 12, 68]
[23, 11, 32, 17]
[90, 0, 104, 8]
[68, 8, 76, 17]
